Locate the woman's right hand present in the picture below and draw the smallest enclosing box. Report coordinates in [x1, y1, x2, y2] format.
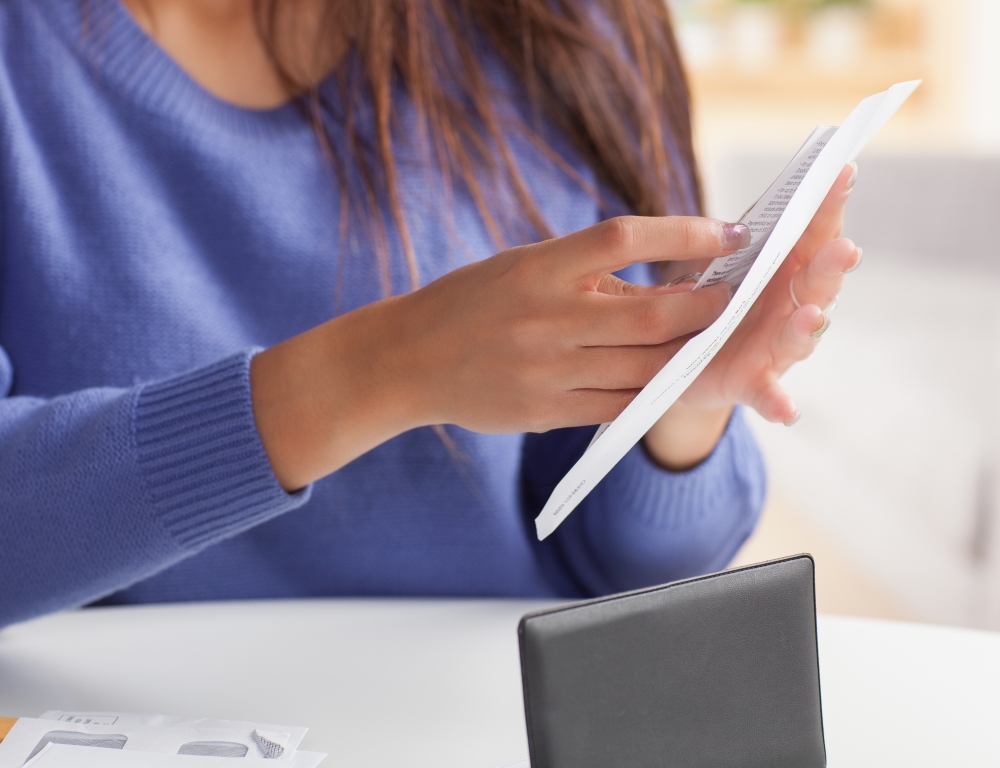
[251, 216, 748, 490]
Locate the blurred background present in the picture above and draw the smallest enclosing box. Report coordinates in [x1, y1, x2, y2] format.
[667, 0, 1000, 628]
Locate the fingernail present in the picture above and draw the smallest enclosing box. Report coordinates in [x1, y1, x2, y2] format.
[846, 161, 859, 191]
[810, 312, 832, 339]
[666, 272, 703, 287]
[727, 281, 737, 300]
[843, 246, 863, 273]
[722, 222, 751, 250]
[784, 410, 801, 427]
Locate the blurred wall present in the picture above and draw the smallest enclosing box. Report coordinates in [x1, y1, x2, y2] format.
[712, 152, 1000, 627]
[676, 0, 1000, 627]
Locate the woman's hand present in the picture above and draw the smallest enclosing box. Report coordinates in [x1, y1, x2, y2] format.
[645, 163, 861, 469]
[251, 216, 749, 490]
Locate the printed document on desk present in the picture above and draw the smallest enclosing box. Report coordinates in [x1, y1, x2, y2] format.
[40, 712, 307, 749]
[24, 744, 326, 767]
[534, 80, 921, 541]
[0, 715, 313, 767]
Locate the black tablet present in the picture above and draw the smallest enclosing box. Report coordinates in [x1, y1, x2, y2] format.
[519, 555, 825, 768]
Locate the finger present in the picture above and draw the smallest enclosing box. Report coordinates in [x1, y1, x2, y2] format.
[790, 238, 857, 310]
[790, 163, 856, 266]
[533, 215, 751, 282]
[748, 378, 799, 425]
[805, 163, 855, 241]
[656, 257, 714, 286]
[735, 308, 822, 424]
[570, 338, 690, 390]
[595, 273, 702, 297]
[774, 305, 826, 367]
[536, 388, 641, 430]
[576, 282, 731, 347]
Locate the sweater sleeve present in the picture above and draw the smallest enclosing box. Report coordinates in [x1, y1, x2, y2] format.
[520, 408, 767, 597]
[0, 346, 310, 629]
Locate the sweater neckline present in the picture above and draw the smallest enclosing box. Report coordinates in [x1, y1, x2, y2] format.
[34, 0, 313, 139]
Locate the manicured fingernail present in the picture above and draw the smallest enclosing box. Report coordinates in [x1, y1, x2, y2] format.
[810, 312, 832, 339]
[846, 161, 858, 191]
[784, 410, 801, 427]
[722, 222, 751, 250]
[843, 246, 863, 273]
[666, 272, 703, 287]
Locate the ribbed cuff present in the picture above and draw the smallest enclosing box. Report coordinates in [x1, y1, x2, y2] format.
[599, 407, 766, 530]
[134, 350, 311, 550]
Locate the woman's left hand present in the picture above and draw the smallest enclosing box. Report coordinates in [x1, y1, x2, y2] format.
[644, 162, 860, 468]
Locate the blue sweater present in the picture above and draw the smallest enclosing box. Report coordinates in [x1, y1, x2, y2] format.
[0, 0, 766, 629]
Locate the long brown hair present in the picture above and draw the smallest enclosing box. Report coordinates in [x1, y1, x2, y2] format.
[253, 0, 702, 293]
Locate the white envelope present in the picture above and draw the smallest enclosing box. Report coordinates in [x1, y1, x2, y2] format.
[534, 80, 922, 540]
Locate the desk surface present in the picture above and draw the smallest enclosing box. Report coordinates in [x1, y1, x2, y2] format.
[1, 600, 998, 768]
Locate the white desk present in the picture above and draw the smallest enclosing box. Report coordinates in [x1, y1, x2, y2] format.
[1, 601, 998, 767]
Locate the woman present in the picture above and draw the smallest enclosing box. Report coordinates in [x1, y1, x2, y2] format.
[0, 0, 857, 627]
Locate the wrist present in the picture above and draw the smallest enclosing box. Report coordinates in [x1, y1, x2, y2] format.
[642, 401, 733, 471]
[250, 296, 427, 491]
